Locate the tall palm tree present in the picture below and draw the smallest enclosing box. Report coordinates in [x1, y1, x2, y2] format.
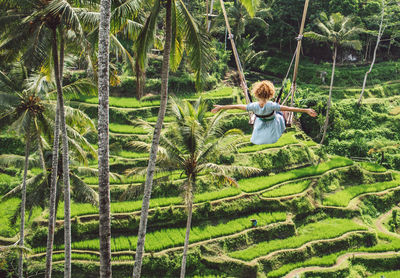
[304, 12, 363, 144]
[0, 2, 88, 276]
[97, 0, 112, 277]
[131, 1, 213, 276]
[126, 97, 260, 277]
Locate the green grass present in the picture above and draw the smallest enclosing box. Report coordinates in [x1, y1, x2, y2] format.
[323, 173, 400, 207]
[239, 157, 353, 193]
[43, 212, 286, 253]
[370, 270, 400, 278]
[73, 95, 160, 108]
[73, 87, 234, 108]
[0, 198, 42, 237]
[267, 251, 346, 278]
[268, 231, 400, 277]
[262, 180, 311, 198]
[116, 150, 149, 159]
[229, 218, 366, 261]
[359, 162, 387, 172]
[182, 86, 234, 100]
[146, 116, 174, 122]
[109, 123, 147, 134]
[56, 187, 241, 219]
[237, 131, 299, 153]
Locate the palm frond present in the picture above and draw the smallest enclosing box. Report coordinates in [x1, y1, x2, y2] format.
[46, 78, 97, 98]
[169, 3, 185, 72]
[70, 173, 98, 206]
[110, 33, 135, 71]
[0, 154, 39, 169]
[1, 173, 45, 201]
[341, 39, 362, 51]
[177, 0, 214, 90]
[136, 0, 161, 70]
[304, 31, 329, 42]
[236, 0, 260, 18]
[45, 0, 83, 38]
[112, 0, 141, 21]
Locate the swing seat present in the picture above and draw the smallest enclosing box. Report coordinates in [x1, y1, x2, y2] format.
[283, 111, 293, 127]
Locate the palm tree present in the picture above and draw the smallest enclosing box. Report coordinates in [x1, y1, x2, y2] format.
[0, 61, 95, 278]
[0, 2, 87, 276]
[97, 0, 112, 277]
[304, 12, 363, 144]
[358, 0, 388, 105]
[126, 97, 260, 277]
[131, 1, 213, 276]
[0, 152, 99, 227]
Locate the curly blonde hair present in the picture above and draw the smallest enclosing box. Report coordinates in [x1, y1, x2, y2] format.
[251, 80, 275, 100]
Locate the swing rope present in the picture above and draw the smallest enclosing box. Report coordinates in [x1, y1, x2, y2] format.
[275, 47, 297, 104]
[214, 0, 310, 126]
[218, 0, 254, 124]
[282, 0, 310, 126]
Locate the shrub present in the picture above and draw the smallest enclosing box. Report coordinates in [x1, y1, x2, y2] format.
[250, 144, 313, 173]
[0, 135, 24, 155]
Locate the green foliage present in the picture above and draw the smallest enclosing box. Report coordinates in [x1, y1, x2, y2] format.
[323, 173, 400, 207]
[0, 197, 41, 237]
[45, 212, 285, 252]
[267, 252, 345, 278]
[238, 131, 299, 153]
[369, 270, 400, 278]
[239, 157, 353, 192]
[229, 218, 367, 261]
[0, 135, 24, 156]
[250, 144, 314, 173]
[0, 173, 20, 195]
[109, 123, 148, 134]
[72, 95, 160, 108]
[55, 187, 242, 219]
[359, 162, 387, 172]
[262, 180, 311, 198]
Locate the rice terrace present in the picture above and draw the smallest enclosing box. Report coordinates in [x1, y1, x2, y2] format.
[0, 0, 400, 277]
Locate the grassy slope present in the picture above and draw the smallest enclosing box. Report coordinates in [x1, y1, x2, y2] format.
[229, 218, 367, 261]
[239, 157, 353, 192]
[36, 212, 286, 253]
[323, 173, 400, 207]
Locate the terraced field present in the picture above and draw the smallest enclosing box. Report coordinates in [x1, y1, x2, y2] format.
[1, 84, 400, 277]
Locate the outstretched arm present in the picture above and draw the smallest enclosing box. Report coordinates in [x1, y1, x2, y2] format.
[211, 104, 247, 113]
[280, 105, 317, 117]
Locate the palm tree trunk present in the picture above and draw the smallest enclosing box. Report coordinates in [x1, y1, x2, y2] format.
[135, 59, 145, 100]
[320, 45, 337, 145]
[98, 0, 112, 277]
[180, 194, 193, 278]
[44, 99, 61, 278]
[18, 122, 31, 278]
[132, 1, 173, 277]
[51, 27, 72, 278]
[45, 26, 65, 278]
[358, 0, 385, 106]
[37, 134, 46, 173]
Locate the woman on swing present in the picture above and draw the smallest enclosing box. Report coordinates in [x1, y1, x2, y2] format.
[211, 80, 317, 145]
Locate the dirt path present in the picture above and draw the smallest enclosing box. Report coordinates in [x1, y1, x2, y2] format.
[375, 205, 400, 238]
[249, 230, 368, 264]
[284, 251, 399, 278]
